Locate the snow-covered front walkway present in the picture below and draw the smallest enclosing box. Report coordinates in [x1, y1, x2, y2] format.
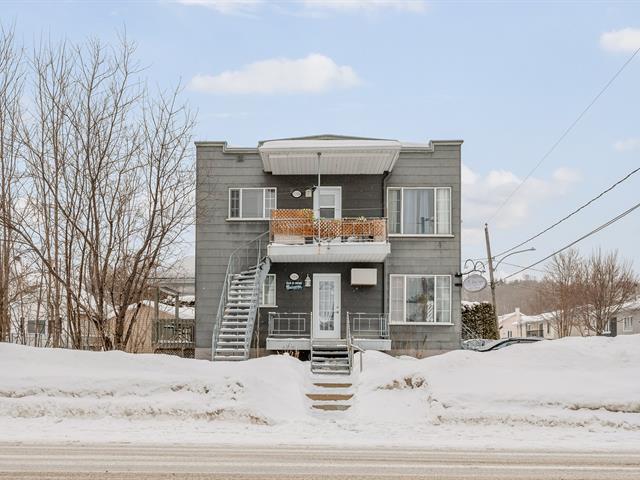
[1, 335, 639, 450]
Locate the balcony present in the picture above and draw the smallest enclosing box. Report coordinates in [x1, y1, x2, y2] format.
[265, 312, 391, 351]
[267, 209, 391, 263]
[266, 312, 312, 351]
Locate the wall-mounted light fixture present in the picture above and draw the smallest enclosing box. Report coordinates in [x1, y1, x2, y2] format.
[304, 274, 311, 288]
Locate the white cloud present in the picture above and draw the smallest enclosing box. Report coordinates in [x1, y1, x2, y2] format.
[462, 164, 581, 245]
[600, 28, 640, 53]
[189, 54, 361, 94]
[613, 137, 640, 152]
[176, 0, 262, 14]
[303, 0, 427, 13]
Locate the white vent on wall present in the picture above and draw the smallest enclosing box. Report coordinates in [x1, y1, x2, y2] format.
[351, 268, 377, 286]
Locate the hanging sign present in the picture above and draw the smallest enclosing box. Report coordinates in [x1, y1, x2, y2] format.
[463, 274, 487, 292]
[285, 281, 304, 291]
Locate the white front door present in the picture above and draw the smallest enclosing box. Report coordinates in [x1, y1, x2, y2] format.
[313, 187, 342, 219]
[313, 273, 341, 339]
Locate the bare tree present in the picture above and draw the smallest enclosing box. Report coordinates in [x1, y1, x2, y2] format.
[540, 249, 582, 337]
[577, 249, 637, 335]
[0, 30, 195, 351]
[0, 25, 25, 342]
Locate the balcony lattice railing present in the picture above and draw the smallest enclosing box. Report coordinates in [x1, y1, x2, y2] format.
[269, 209, 387, 244]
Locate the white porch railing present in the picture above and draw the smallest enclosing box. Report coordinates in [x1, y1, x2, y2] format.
[268, 312, 311, 337]
[347, 312, 389, 339]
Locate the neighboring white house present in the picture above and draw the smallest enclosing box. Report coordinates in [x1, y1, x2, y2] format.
[498, 308, 586, 339]
[613, 299, 640, 336]
[499, 297, 640, 339]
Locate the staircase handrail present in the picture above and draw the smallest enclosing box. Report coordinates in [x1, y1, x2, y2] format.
[242, 257, 271, 357]
[346, 315, 364, 373]
[212, 231, 270, 360]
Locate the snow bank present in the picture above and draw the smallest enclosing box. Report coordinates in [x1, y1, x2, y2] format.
[0, 344, 308, 425]
[1, 335, 639, 449]
[354, 335, 640, 431]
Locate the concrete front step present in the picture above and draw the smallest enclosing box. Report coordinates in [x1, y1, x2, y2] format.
[311, 369, 350, 375]
[306, 393, 353, 401]
[311, 404, 351, 411]
[313, 382, 352, 388]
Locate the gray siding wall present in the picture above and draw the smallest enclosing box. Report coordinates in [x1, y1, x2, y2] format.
[257, 262, 384, 351]
[196, 141, 462, 359]
[385, 144, 462, 356]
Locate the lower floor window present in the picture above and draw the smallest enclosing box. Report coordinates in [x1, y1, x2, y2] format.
[623, 316, 633, 332]
[261, 274, 276, 307]
[389, 274, 451, 323]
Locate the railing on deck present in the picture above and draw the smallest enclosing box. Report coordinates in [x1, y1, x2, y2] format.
[268, 312, 311, 337]
[153, 319, 196, 349]
[269, 209, 387, 244]
[347, 312, 389, 339]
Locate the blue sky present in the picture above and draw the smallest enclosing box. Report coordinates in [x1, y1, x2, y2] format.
[4, 0, 640, 278]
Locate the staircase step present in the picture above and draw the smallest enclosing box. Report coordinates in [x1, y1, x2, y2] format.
[213, 355, 245, 361]
[312, 404, 351, 411]
[313, 382, 352, 388]
[306, 393, 353, 401]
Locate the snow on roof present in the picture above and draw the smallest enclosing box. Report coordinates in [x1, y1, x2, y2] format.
[259, 139, 401, 151]
[126, 300, 195, 320]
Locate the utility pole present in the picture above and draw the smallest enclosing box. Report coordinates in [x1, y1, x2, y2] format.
[484, 223, 499, 337]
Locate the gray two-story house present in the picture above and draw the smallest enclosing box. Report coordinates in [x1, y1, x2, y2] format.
[195, 135, 462, 368]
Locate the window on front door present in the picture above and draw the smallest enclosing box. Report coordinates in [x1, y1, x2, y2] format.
[387, 187, 451, 235]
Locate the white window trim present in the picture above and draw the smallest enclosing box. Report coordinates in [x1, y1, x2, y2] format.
[260, 274, 277, 307]
[386, 186, 453, 237]
[389, 274, 453, 325]
[313, 186, 342, 219]
[227, 187, 277, 221]
[623, 316, 633, 332]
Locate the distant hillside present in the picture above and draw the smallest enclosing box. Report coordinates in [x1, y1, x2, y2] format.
[462, 276, 548, 316]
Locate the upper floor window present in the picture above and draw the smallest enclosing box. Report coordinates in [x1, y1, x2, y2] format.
[229, 188, 277, 220]
[387, 187, 451, 235]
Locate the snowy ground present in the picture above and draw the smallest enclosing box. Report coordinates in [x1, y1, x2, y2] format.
[1, 335, 639, 451]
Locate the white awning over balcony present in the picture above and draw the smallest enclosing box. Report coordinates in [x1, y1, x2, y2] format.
[259, 139, 401, 175]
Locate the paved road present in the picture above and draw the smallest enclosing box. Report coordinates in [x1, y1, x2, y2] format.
[0, 444, 639, 479]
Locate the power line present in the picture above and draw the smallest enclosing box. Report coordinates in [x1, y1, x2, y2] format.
[488, 44, 640, 223]
[493, 164, 640, 258]
[502, 199, 640, 280]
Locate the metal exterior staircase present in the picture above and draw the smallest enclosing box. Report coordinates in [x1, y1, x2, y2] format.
[212, 232, 270, 361]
